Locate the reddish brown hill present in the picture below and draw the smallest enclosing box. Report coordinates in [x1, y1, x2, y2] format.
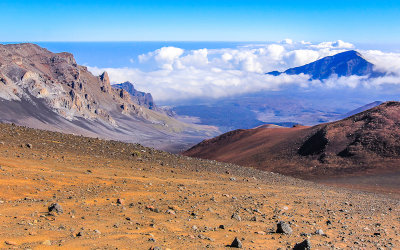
[184, 101, 400, 179]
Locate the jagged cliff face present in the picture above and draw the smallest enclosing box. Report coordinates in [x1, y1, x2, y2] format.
[0, 43, 145, 125]
[0, 43, 219, 152]
[112, 81, 156, 110]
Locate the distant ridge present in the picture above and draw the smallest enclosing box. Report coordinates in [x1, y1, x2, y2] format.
[112, 81, 156, 110]
[340, 101, 383, 119]
[267, 50, 385, 79]
[184, 101, 400, 178]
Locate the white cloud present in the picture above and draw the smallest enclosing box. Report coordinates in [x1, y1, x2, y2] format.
[312, 40, 355, 49]
[361, 50, 400, 73]
[139, 46, 184, 70]
[88, 40, 400, 103]
[280, 38, 293, 45]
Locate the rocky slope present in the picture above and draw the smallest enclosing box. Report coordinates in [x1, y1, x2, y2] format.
[0, 43, 218, 152]
[0, 122, 398, 249]
[267, 50, 384, 79]
[184, 102, 400, 184]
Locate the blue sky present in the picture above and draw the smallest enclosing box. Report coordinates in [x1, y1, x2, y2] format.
[1, 0, 400, 43]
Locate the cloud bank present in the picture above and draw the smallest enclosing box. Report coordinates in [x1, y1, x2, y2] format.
[88, 40, 400, 103]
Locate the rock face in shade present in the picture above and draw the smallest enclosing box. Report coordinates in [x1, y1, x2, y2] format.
[267, 50, 384, 79]
[112, 81, 156, 110]
[0, 43, 218, 152]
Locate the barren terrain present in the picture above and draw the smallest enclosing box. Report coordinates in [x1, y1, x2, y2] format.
[184, 102, 400, 196]
[0, 122, 399, 249]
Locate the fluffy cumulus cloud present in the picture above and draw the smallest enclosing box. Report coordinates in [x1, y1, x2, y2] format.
[88, 40, 400, 103]
[311, 40, 355, 49]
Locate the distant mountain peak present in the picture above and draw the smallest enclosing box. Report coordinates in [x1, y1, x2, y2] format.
[267, 50, 384, 80]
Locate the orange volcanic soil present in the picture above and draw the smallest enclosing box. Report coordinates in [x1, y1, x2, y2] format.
[0, 123, 399, 249]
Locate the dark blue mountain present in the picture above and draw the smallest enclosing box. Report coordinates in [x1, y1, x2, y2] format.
[267, 50, 384, 80]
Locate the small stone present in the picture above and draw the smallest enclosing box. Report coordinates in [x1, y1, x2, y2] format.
[230, 177, 236, 181]
[48, 203, 63, 214]
[276, 221, 292, 234]
[231, 213, 241, 221]
[219, 224, 225, 229]
[42, 240, 51, 246]
[293, 239, 311, 250]
[94, 229, 101, 234]
[315, 229, 324, 235]
[26, 143, 32, 148]
[4, 241, 17, 246]
[116, 198, 124, 205]
[166, 209, 176, 215]
[230, 237, 242, 248]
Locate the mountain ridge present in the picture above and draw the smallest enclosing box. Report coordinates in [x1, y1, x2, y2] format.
[0, 43, 218, 152]
[184, 101, 400, 178]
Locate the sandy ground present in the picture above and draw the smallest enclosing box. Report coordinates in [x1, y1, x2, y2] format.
[0, 123, 399, 249]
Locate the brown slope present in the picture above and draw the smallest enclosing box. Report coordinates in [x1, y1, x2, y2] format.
[184, 101, 400, 179]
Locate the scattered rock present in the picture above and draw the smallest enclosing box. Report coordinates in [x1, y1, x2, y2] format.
[230, 237, 243, 248]
[26, 143, 32, 148]
[293, 239, 311, 250]
[166, 209, 175, 215]
[48, 203, 63, 214]
[42, 240, 51, 246]
[231, 213, 241, 221]
[146, 205, 160, 213]
[116, 198, 124, 205]
[4, 240, 17, 246]
[149, 247, 162, 250]
[276, 221, 292, 234]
